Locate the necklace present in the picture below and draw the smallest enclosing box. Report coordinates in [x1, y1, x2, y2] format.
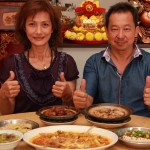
[27, 48, 53, 70]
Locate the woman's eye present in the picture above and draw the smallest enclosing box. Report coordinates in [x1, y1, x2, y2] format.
[43, 23, 49, 27]
[28, 23, 35, 26]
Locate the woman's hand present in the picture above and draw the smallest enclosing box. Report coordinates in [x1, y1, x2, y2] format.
[0, 71, 20, 99]
[52, 72, 70, 98]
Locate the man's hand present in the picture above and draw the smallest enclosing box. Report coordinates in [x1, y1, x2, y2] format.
[144, 76, 150, 107]
[73, 79, 88, 109]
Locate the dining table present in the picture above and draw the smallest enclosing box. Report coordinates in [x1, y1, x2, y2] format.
[0, 112, 150, 150]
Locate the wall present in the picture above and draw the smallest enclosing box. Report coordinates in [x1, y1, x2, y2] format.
[60, 0, 128, 10]
[59, 47, 150, 88]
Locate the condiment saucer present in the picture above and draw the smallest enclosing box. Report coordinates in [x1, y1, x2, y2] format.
[86, 116, 131, 129]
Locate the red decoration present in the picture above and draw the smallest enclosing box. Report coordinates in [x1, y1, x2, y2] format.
[75, 1, 105, 17]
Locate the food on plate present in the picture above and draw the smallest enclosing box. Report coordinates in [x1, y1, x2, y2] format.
[102, 32, 108, 40]
[0, 123, 32, 133]
[95, 32, 103, 41]
[30, 130, 111, 149]
[0, 133, 20, 143]
[85, 32, 94, 41]
[90, 106, 127, 119]
[41, 106, 76, 117]
[121, 129, 150, 143]
[76, 32, 85, 41]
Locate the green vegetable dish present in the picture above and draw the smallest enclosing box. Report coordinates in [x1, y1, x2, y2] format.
[125, 129, 150, 139]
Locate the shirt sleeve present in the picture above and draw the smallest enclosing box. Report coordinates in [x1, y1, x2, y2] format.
[83, 55, 98, 98]
[63, 54, 79, 81]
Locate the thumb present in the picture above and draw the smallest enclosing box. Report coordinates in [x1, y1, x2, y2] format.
[60, 72, 66, 82]
[80, 79, 86, 92]
[145, 76, 150, 88]
[7, 71, 15, 81]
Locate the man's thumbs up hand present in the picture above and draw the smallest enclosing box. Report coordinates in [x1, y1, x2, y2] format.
[80, 79, 86, 92]
[144, 76, 150, 107]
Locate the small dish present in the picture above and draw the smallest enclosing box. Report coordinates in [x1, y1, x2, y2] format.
[0, 119, 39, 133]
[115, 127, 150, 149]
[40, 117, 78, 126]
[36, 105, 79, 122]
[0, 129, 23, 150]
[85, 103, 132, 122]
[85, 115, 131, 129]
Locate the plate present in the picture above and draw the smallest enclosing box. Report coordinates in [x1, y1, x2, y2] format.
[23, 125, 118, 150]
[40, 117, 78, 125]
[115, 127, 150, 149]
[0, 119, 39, 133]
[85, 103, 132, 122]
[86, 115, 131, 129]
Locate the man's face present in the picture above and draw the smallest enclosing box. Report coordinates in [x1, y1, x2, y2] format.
[106, 11, 138, 52]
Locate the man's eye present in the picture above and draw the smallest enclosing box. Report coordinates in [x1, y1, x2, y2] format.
[111, 28, 118, 31]
[124, 28, 130, 31]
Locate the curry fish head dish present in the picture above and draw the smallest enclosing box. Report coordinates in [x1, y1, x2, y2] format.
[23, 125, 118, 150]
[85, 103, 133, 123]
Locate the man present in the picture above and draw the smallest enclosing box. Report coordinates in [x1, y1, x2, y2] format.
[73, 2, 150, 117]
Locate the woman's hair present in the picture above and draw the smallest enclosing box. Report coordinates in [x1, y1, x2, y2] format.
[105, 2, 138, 29]
[15, 0, 62, 50]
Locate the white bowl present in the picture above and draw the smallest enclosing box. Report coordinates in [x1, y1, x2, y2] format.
[0, 130, 23, 150]
[23, 125, 118, 150]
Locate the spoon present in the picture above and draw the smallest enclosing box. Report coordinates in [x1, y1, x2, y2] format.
[86, 126, 95, 133]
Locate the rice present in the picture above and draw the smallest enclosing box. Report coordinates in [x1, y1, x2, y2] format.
[122, 135, 150, 143]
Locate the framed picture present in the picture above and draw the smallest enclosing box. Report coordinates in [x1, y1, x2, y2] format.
[0, 0, 27, 1]
[0, 5, 20, 30]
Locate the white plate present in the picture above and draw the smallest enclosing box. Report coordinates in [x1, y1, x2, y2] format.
[40, 118, 77, 125]
[115, 127, 150, 149]
[23, 125, 118, 150]
[86, 117, 131, 129]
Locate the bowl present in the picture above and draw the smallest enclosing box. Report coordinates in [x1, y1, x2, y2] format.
[36, 105, 79, 122]
[85, 103, 132, 122]
[23, 125, 118, 150]
[0, 119, 39, 133]
[115, 127, 150, 149]
[0, 129, 23, 150]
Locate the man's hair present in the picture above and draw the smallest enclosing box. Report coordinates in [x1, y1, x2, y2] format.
[105, 2, 138, 28]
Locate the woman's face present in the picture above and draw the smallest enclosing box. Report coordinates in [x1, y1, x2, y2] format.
[25, 11, 53, 48]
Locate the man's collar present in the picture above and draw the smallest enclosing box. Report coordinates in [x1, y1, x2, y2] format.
[102, 44, 142, 62]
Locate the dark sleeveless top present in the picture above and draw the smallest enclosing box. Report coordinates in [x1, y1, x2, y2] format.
[0, 51, 79, 113]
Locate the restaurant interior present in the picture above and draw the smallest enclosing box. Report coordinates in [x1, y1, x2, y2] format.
[0, 0, 150, 150]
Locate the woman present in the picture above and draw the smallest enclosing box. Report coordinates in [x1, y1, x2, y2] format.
[0, 0, 79, 115]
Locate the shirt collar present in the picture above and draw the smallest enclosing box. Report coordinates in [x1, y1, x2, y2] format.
[102, 44, 142, 62]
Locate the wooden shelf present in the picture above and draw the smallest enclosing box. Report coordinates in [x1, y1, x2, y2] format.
[60, 40, 150, 48]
